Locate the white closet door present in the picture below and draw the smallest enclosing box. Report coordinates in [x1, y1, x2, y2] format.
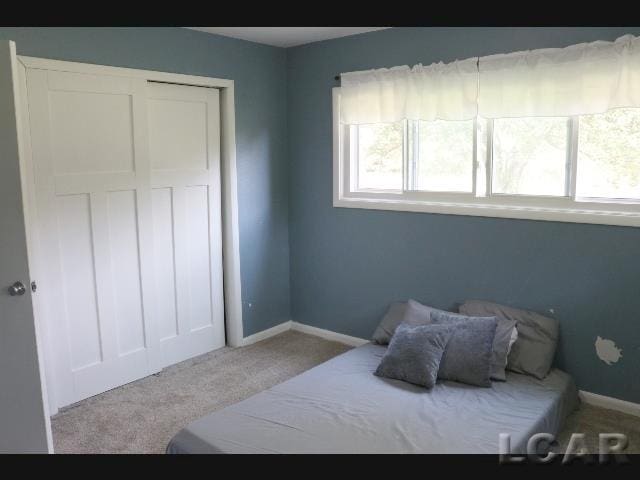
[26, 69, 225, 409]
[26, 69, 161, 407]
[147, 82, 225, 367]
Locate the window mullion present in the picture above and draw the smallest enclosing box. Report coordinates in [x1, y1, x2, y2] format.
[472, 117, 478, 196]
[412, 120, 419, 191]
[402, 120, 408, 191]
[404, 119, 418, 192]
[567, 116, 579, 200]
[349, 125, 358, 192]
[486, 119, 494, 197]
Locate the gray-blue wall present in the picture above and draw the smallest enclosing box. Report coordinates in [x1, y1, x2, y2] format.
[3, 27, 639, 404]
[287, 27, 640, 403]
[0, 27, 290, 337]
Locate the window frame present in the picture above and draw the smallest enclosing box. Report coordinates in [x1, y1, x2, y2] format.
[332, 88, 640, 228]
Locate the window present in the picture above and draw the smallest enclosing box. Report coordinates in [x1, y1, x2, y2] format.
[354, 122, 403, 191]
[491, 117, 569, 197]
[576, 108, 640, 200]
[348, 119, 475, 194]
[416, 119, 474, 193]
[334, 90, 640, 227]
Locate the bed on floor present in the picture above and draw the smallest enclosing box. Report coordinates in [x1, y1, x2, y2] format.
[166, 342, 578, 454]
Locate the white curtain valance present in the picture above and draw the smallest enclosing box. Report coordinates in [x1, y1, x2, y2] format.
[339, 34, 640, 124]
[339, 58, 479, 124]
[478, 34, 640, 118]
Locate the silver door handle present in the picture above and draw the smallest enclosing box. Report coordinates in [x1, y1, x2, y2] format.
[8, 281, 26, 296]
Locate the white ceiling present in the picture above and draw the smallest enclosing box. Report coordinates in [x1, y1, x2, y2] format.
[185, 27, 390, 48]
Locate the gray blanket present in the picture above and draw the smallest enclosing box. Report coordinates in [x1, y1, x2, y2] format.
[167, 343, 578, 454]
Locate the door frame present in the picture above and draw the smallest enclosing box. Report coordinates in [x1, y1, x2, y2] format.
[16, 55, 244, 413]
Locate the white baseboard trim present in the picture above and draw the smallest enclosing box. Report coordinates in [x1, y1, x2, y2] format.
[241, 321, 292, 346]
[240, 320, 368, 348]
[579, 390, 640, 418]
[290, 322, 369, 347]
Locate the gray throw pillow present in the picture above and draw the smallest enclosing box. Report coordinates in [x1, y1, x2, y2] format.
[459, 300, 559, 380]
[372, 299, 465, 345]
[402, 298, 466, 326]
[430, 311, 497, 387]
[371, 302, 407, 345]
[374, 323, 455, 389]
[372, 300, 515, 381]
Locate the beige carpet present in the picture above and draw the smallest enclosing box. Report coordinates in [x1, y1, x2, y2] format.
[555, 404, 640, 455]
[52, 331, 350, 454]
[52, 330, 640, 454]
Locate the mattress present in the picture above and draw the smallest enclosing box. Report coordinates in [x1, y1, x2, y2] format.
[166, 343, 578, 454]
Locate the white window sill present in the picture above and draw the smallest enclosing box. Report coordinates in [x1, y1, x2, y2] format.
[333, 195, 640, 228]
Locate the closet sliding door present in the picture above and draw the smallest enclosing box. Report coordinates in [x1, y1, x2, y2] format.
[147, 82, 225, 368]
[26, 69, 160, 407]
[26, 69, 225, 409]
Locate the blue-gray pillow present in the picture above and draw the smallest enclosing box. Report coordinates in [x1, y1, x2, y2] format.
[371, 299, 463, 345]
[430, 311, 497, 387]
[374, 323, 455, 389]
[459, 300, 559, 380]
[371, 302, 407, 345]
[402, 298, 466, 326]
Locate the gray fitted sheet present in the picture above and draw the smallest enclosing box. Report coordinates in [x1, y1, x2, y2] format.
[167, 343, 578, 454]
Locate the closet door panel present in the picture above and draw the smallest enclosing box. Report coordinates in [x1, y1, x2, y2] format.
[49, 90, 134, 175]
[55, 193, 102, 370]
[151, 187, 179, 341]
[148, 99, 207, 171]
[107, 190, 146, 355]
[185, 185, 213, 332]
